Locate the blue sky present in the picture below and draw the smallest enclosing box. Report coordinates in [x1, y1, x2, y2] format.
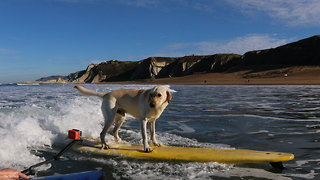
[1, 0, 320, 84]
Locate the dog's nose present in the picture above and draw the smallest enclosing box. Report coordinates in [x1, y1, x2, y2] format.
[149, 102, 155, 108]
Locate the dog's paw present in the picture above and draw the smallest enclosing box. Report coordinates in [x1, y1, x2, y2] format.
[144, 147, 153, 153]
[101, 144, 110, 150]
[115, 138, 122, 143]
[153, 142, 162, 147]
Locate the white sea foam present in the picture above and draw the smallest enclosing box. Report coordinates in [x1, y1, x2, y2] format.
[0, 107, 53, 170]
[0, 84, 180, 170]
[75, 156, 233, 180]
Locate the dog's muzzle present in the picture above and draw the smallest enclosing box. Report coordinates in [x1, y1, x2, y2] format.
[149, 102, 155, 108]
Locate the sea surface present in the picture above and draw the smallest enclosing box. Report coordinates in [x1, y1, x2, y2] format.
[0, 84, 320, 180]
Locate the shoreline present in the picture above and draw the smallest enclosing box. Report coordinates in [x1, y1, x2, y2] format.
[18, 66, 320, 86]
[104, 76, 320, 85]
[98, 67, 320, 85]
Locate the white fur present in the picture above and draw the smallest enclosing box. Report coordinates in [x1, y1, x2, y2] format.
[74, 85, 172, 152]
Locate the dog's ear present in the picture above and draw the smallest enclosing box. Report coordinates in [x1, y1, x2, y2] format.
[166, 91, 172, 103]
[148, 91, 152, 102]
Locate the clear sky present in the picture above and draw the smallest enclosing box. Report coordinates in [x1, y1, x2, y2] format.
[1, 0, 320, 84]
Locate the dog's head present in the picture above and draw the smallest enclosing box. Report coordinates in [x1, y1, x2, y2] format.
[148, 85, 172, 108]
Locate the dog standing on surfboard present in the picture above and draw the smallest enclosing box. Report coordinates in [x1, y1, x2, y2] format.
[74, 85, 172, 152]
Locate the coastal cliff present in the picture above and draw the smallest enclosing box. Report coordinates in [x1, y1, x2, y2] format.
[65, 54, 242, 83]
[37, 35, 320, 84]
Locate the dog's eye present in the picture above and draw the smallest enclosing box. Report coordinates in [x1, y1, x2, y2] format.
[157, 93, 162, 97]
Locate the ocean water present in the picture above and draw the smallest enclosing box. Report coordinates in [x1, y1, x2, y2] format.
[0, 84, 320, 180]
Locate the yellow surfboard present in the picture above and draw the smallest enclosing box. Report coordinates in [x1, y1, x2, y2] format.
[75, 140, 294, 168]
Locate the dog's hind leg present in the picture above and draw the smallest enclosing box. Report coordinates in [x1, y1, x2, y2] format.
[113, 109, 126, 142]
[100, 101, 117, 150]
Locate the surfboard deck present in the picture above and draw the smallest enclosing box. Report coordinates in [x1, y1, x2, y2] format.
[75, 140, 294, 165]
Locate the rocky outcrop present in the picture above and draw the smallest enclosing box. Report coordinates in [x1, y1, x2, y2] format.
[36, 75, 67, 82]
[67, 60, 140, 83]
[129, 57, 178, 80]
[240, 35, 320, 66]
[66, 54, 243, 83]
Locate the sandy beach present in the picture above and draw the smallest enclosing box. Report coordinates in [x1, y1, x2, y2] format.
[26, 66, 320, 85]
[106, 66, 320, 85]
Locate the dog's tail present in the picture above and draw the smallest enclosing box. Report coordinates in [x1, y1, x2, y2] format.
[74, 85, 106, 98]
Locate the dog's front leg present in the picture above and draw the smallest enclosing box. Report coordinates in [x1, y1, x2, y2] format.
[140, 119, 152, 152]
[149, 121, 161, 147]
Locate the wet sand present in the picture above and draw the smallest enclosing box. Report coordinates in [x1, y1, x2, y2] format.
[106, 66, 320, 85]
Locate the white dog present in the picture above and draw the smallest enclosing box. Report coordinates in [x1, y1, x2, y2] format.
[74, 85, 172, 152]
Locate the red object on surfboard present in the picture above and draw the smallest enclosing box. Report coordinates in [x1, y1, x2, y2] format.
[68, 129, 82, 140]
